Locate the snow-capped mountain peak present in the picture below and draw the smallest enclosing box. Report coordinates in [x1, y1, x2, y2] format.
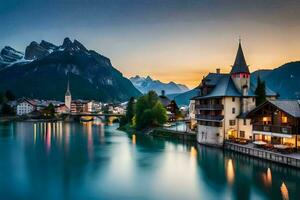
[129, 75, 189, 94]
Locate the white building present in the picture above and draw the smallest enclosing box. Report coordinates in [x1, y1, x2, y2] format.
[65, 79, 72, 112]
[191, 41, 277, 147]
[16, 98, 37, 116]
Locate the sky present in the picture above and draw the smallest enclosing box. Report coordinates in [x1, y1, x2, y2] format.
[1, 0, 300, 88]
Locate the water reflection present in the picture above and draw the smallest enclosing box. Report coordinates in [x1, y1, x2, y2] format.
[46, 123, 51, 153]
[132, 134, 136, 145]
[1, 122, 300, 200]
[226, 159, 235, 185]
[262, 168, 272, 187]
[281, 182, 289, 200]
[190, 146, 197, 157]
[82, 122, 94, 159]
[34, 123, 37, 145]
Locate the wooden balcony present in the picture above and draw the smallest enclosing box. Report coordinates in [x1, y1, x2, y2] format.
[196, 114, 224, 122]
[195, 104, 224, 110]
[253, 124, 295, 135]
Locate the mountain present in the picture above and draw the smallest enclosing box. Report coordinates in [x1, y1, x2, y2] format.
[0, 38, 141, 102]
[168, 88, 200, 106]
[170, 61, 300, 106]
[251, 69, 272, 80]
[254, 61, 300, 99]
[130, 75, 189, 95]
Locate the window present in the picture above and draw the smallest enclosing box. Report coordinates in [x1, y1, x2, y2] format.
[229, 120, 236, 126]
[232, 107, 235, 114]
[240, 131, 245, 138]
[252, 98, 255, 102]
[281, 115, 288, 124]
[232, 97, 235, 102]
[243, 119, 247, 125]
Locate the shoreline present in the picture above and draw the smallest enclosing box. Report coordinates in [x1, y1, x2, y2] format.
[224, 141, 300, 169]
[0, 117, 63, 123]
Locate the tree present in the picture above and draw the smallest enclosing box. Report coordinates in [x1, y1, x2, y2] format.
[42, 103, 55, 118]
[0, 92, 4, 104]
[1, 103, 15, 116]
[152, 102, 167, 126]
[134, 91, 167, 130]
[255, 76, 266, 106]
[5, 90, 16, 101]
[125, 97, 135, 125]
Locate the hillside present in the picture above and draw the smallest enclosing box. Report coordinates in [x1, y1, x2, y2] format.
[258, 61, 300, 99]
[0, 38, 141, 102]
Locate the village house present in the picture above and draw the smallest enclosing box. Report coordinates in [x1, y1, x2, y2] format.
[64, 79, 100, 114]
[55, 104, 69, 114]
[70, 100, 91, 113]
[247, 99, 300, 149]
[191, 41, 277, 146]
[158, 90, 179, 121]
[16, 98, 37, 116]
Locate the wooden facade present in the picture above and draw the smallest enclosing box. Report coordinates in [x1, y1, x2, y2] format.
[248, 101, 300, 148]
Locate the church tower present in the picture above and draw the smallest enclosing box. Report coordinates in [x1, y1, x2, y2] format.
[65, 78, 72, 111]
[230, 40, 250, 96]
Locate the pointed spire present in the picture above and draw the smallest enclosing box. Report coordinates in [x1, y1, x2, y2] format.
[65, 75, 71, 96]
[230, 39, 250, 74]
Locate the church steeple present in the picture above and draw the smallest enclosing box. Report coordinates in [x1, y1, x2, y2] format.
[65, 77, 72, 111]
[65, 79, 71, 96]
[230, 40, 250, 74]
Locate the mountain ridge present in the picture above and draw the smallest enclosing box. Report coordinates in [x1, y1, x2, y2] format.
[171, 61, 300, 105]
[130, 75, 189, 95]
[0, 38, 141, 102]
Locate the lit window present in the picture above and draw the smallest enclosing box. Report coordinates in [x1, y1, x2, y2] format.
[282, 116, 288, 123]
[262, 116, 271, 125]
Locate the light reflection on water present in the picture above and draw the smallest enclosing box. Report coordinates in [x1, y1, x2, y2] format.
[0, 121, 299, 200]
[281, 182, 289, 200]
[226, 159, 235, 185]
[132, 134, 136, 145]
[262, 167, 272, 187]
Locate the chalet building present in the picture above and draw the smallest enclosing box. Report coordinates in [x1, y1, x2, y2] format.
[16, 98, 37, 115]
[158, 90, 179, 121]
[247, 100, 300, 148]
[191, 41, 277, 146]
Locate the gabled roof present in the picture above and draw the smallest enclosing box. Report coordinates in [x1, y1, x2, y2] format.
[193, 72, 277, 99]
[202, 73, 227, 86]
[230, 42, 250, 74]
[159, 95, 171, 107]
[18, 98, 37, 106]
[269, 100, 300, 118]
[194, 74, 256, 99]
[247, 99, 300, 118]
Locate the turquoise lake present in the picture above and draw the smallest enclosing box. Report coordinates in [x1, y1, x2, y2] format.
[0, 121, 299, 200]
